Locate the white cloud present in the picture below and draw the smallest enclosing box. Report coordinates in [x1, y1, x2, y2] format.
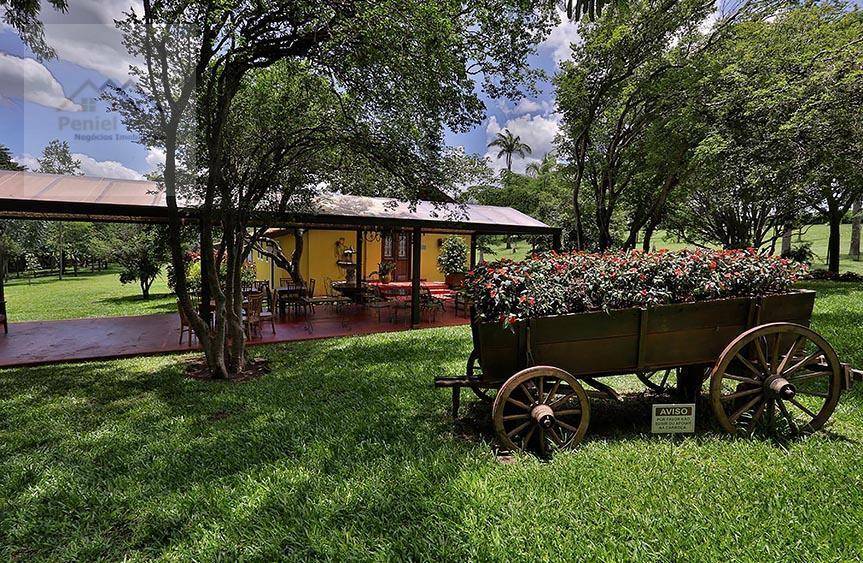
[540, 8, 582, 63]
[73, 153, 145, 180]
[11, 153, 39, 171]
[15, 151, 145, 179]
[145, 147, 166, 170]
[0, 53, 81, 111]
[39, 0, 144, 83]
[484, 113, 561, 173]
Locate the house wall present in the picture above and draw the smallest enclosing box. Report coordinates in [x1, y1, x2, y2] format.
[255, 229, 471, 290]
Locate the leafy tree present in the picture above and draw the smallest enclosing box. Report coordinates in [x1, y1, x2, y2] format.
[0, 144, 27, 316]
[488, 128, 533, 172]
[35, 140, 83, 278]
[36, 139, 81, 175]
[556, 0, 721, 250]
[0, 144, 23, 171]
[779, 3, 863, 272]
[0, 0, 67, 59]
[111, 225, 170, 299]
[111, 0, 559, 378]
[666, 2, 863, 260]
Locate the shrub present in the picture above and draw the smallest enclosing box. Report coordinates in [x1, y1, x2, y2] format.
[809, 269, 863, 282]
[437, 236, 468, 276]
[782, 242, 814, 265]
[465, 249, 807, 327]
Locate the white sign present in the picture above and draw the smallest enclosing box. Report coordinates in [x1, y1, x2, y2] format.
[651, 403, 695, 434]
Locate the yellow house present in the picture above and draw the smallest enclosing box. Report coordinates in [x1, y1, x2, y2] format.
[250, 193, 559, 303]
[253, 229, 470, 289]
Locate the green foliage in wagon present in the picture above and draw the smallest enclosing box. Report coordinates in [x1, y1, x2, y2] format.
[466, 249, 807, 326]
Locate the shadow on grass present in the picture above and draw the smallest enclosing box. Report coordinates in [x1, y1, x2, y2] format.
[97, 292, 176, 312]
[453, 385, 859, 452]
[0, 328, 485, 558]
[5, 269, 123, 287]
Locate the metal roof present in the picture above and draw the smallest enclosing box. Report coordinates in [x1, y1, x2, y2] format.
[0, 170, 557, 235]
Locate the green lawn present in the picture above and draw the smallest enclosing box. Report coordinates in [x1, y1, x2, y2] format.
[1, 280, 862, 560]
[484, 224, 863, 274]
[3, 268, 175, 322]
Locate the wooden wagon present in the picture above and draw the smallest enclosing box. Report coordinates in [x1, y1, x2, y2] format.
[436, 290, 861, 453]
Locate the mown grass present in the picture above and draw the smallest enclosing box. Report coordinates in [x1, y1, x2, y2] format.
[4, 268, 175, 322]
[1, 280, 862, 560]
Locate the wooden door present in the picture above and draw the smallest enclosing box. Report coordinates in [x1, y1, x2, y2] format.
[382, 232, 412, 281]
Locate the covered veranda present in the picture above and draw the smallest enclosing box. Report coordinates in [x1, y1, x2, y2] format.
[0, 170, 560, 367]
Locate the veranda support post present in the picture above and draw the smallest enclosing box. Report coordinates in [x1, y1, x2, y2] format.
[355, 229, 364, 287]
[470, 234, 477, 268]
[411, 227, 422, 326]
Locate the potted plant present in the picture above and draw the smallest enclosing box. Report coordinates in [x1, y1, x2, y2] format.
[437, 236, 468, 288]
[372, 260, 396, 283]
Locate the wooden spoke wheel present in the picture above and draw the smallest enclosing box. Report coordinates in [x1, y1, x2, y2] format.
[637, 368, 678, 393]
[492, 366, 591, 454]
[466, 349, 498, 402]
[710, 323, 843, 437]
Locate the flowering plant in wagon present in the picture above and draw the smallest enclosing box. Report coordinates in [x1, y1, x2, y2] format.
[464, 249, 807, 328]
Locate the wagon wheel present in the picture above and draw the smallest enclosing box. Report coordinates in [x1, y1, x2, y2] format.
[710, 323, 842, 438]
[492, 366, 591, 454]
[466, 349, 498, 402]
[637, 368, 678, 393]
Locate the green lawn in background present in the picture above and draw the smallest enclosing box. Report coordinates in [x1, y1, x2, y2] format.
[1, 279, 861, 560]
[3, 267, 175, 322]
[484, 223, 863, 275]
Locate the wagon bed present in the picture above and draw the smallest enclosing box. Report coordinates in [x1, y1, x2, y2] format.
[474, 290, 816, 383]
[436, 289, 861, 454]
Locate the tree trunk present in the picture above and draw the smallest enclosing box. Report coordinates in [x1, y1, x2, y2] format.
[780, 225, 793, 256]
[642, 223, 655, 253]
[850, 198, 861, 261]
[827, 207, 842, 274]
[58, 223, 64, 280]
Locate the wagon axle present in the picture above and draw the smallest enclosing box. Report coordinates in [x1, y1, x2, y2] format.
[765, 376, 796, 400]
[531, 403, 556, 428]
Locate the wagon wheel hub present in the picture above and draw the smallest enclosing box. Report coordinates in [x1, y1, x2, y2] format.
[765, 375, 796, 400]
[531, 403, 556, 428]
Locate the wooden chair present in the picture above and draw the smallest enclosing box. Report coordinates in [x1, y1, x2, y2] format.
[244, 292, 264, 339]
[420, 286, 445, 322]
[454, 290, 472, 318]
[0, 300, 7, 335]
[259, 287, 276, 335]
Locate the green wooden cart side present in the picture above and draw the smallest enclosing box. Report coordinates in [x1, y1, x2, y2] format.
[473, 290, 816, 384]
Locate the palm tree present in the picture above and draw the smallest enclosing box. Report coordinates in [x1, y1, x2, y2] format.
[525, 153, 556, 178]
[488, 129, 532, 172]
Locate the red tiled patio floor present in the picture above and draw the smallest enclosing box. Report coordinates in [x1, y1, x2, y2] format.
[0, 305, 469, 368]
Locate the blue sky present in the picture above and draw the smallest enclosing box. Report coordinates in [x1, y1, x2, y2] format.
[0, 2, 579, 178]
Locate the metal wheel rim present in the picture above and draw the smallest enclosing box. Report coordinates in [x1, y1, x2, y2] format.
[710, 323, 842, 437]
[492, 366, 591, 454]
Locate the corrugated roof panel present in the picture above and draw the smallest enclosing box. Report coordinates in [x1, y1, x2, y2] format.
[0, 170, 554, 232]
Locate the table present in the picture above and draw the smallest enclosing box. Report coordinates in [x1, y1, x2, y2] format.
[276, 285, 306, 318]
[331, 282, 372, 303]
